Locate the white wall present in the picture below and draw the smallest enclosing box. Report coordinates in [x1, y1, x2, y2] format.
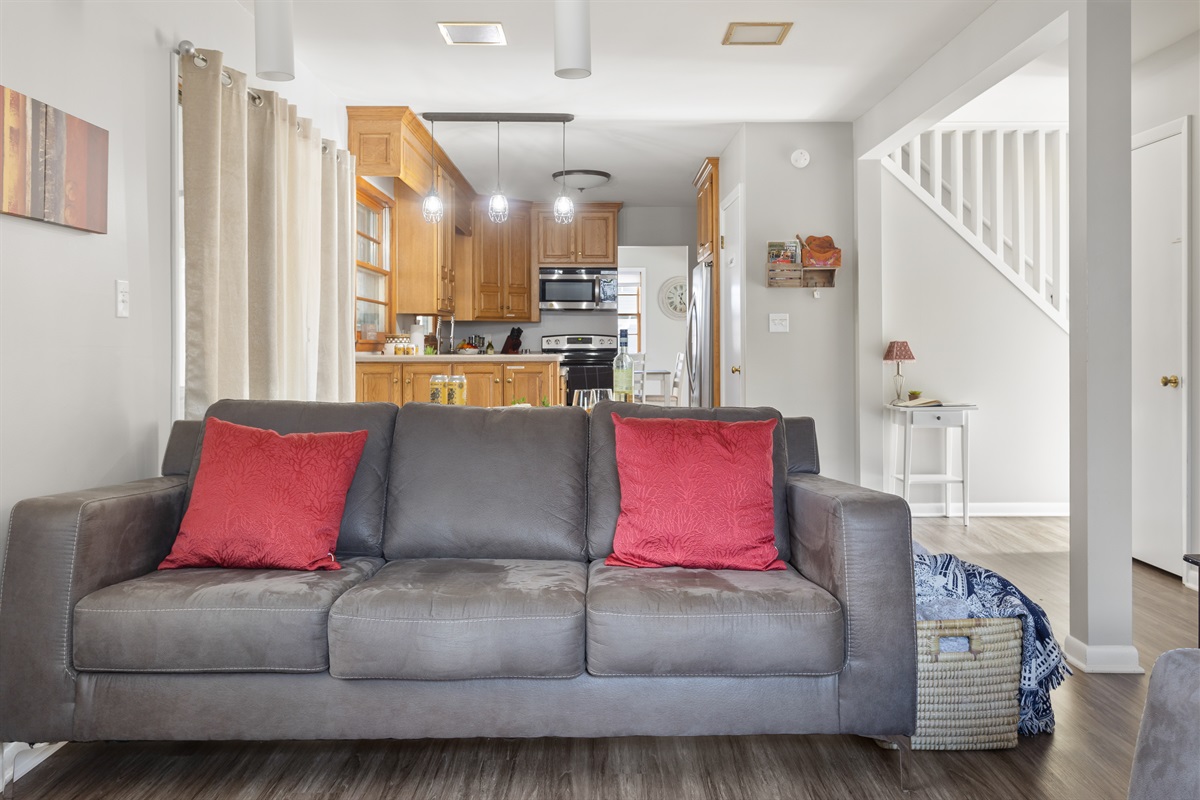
[617, 246, 689, 373]
[881, 171, 1070, 513]
[722, 123, 857, 482]
[1131, 31, 1200, 568]
[0, 1, 345, 532]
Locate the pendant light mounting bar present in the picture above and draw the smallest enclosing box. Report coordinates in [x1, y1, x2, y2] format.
[422, 112, 574, 124]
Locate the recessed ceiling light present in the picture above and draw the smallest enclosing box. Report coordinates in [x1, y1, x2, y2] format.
[437, 22, 507, 46]
[722, 22, 793, 46]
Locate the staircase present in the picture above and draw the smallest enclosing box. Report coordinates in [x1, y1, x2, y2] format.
[881, 125, 1069, 332]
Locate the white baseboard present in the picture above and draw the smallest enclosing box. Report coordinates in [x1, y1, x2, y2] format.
[1184, 564, 1199, 591]
[1063, 636, 1145, 674]
[909, 502, 1070, 517]
[3, 742, 64, 785]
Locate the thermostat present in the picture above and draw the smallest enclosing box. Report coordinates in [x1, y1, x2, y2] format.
[790, 149, 810, 169]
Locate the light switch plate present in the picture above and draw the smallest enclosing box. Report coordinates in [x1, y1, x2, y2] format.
[768, 313, 789, 333]
[116, 280, 130, 318]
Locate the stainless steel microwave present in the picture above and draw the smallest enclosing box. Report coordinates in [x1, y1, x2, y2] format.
[538, 267, 618, 311]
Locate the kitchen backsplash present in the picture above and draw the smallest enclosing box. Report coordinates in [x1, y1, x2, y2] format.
[454, 311, 617, 352]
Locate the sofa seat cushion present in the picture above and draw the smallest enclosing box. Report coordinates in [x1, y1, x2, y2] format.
[328, 559, 586, 680]
[73, 557, 383, 673]
[586, 561, 845, 677]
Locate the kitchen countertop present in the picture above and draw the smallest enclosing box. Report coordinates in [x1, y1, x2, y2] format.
[357, 353, 563, 363]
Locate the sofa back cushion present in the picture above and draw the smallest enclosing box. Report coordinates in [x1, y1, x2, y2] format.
[586, 401, 790, 562]
[384, 404, 589, 561]
[192, 400, 398, 558]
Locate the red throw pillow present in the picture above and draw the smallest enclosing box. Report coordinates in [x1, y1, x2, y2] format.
[159, 418, 368, 571]
[606, 414, 785, 571]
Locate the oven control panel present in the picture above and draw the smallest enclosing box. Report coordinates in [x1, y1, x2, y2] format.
[541, 335, 617, 352]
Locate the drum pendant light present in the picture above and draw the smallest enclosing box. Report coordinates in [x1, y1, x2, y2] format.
[553, 122, 575, 224]
[421, 119, 444, 224]
[488, 122, 509, 223]
[554, 0, 592, 79]
[255, 0, 296, 81]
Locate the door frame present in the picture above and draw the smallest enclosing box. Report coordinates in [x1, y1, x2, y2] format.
[719, 184, 747, 407]
[1131, 116, 1193, 586]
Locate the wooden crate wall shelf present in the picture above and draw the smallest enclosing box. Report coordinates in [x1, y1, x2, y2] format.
[767, 264, 837, 288]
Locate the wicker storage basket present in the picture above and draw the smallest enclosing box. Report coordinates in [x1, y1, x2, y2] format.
[913, 617, 1022, 750]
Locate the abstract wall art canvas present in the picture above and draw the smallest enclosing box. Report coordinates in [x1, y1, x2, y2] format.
[1, 85, 108, 234]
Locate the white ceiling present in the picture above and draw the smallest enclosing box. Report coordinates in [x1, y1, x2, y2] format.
[272, 0, 1199, 207]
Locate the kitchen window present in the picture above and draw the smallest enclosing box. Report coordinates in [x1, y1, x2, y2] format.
[617, 270, 644, 353]
[355, 178, 393, 347]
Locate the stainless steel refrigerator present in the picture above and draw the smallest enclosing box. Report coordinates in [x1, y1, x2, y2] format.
[687, 260, 713, 407]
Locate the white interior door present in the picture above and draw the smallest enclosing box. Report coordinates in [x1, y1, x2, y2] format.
[1131, 121, 1189, 577]
[719, 186, 745, 406]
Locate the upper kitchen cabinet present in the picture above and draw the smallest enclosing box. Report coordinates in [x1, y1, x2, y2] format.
[533, 202, 622, 265]
[473, 200, 537, 321]
[349, 107, 476, 316]
[694, 158, 718, 263]
[348, 107, 435, 195]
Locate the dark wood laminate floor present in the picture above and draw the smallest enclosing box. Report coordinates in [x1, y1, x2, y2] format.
[17, 518, 1199, 800]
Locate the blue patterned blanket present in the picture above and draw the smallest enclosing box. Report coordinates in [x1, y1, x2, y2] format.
[913, 552, 1071, 735]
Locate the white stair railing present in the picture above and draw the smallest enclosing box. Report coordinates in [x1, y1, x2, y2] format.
[882, 125, 1069, 332]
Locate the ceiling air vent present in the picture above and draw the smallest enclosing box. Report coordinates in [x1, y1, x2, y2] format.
[722, 22, 793, 46]
[437, 22, 507, 46]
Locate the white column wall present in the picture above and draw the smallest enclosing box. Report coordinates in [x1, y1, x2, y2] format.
[1064, 0, 1140, 673]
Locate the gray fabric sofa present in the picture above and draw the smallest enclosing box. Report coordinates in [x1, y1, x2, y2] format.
[0, 399, 916, 747]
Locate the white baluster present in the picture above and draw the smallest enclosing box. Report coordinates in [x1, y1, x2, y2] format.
[930, 130, 943, 207]
[1056, 129, 1070, 314]
[951, 129, 964, 223]
[972, 129, 984, 238]
[992, 130, 1005, 262]
[1036, 129, 1049, 302]
[908, 135, 921, 182]
[1013, 130, 1027, 282]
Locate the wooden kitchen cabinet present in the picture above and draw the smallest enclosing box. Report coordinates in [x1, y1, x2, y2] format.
[474, 200, 536, 321]
[348, 106, 477, 317]
[356, 362, 401, 404]
[357, 360, 563, 406]
[502, 363, 558, 406]
[400, 361, 446, 404]
[453, 362, 503, 407]
[694, 157, 718, 263]
[533, 203, 622, 266]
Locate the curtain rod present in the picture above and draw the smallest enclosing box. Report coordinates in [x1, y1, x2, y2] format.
[176, 39, 326, 142]
[421, 112, 575, 123]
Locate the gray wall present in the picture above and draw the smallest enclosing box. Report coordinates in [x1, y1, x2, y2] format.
[882, 171, 1070, 513]
[723, 123, 858, 482]
[618, 206, 696, 268]
[0, 1, 345, 532]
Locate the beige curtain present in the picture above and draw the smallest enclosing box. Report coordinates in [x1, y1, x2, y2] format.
[181, 49, 355, 418]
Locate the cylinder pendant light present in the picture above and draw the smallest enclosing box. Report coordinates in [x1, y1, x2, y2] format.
[554, 0, 592, 79]
[421, 120, 444, 224]
[255, 0, 296, 81]
[488, 122, 509, 223]
[553, 122, 575, 224]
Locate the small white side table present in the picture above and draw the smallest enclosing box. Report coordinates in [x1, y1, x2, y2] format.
[887, 404, 977, 526]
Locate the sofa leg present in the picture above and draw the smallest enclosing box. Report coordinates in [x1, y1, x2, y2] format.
[886, 735, 912, 793]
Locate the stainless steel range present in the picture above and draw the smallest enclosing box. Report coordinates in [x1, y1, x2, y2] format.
[541, 334, 617, 405]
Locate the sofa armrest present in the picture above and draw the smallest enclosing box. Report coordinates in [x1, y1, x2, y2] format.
[0, 476, 188, 743]
[786, 474, 916, 736]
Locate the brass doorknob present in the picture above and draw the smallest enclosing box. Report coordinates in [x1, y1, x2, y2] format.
[731, 366, 742, 374]
[493, 378, 500, 384]
[1161, 375, 1180, 388]
[506, 378, 513, 384]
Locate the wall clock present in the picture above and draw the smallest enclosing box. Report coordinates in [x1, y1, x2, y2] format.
[659, 277, 688, 320]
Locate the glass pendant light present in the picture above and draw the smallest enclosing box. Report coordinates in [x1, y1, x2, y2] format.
[421, 119, 444, 224]
[553, 121, 575, 224]
[488, 121, 509, 223]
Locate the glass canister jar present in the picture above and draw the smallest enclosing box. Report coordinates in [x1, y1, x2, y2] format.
[446, 375, 467, 406]
[429, 374, 448, 404]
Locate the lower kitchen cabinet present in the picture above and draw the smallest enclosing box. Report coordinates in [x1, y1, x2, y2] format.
[356, 361, 563, 407]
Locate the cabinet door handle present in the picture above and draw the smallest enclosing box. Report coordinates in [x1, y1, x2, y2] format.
[493, 378, 501, 384]
[506, 378, 513, 384]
